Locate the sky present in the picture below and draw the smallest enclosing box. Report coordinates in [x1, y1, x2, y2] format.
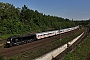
[0, 0, 90, 20]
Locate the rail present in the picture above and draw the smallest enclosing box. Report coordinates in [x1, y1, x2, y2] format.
[34, 27, 89, 60]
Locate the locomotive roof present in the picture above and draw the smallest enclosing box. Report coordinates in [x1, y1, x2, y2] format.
[8, 34, 36, 39]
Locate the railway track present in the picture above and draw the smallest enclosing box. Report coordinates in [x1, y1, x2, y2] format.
[0, 39, 6, 43]
[0, 28, 79, 58]
[0, 39, 6, 47]
[53, 26, 89, 60]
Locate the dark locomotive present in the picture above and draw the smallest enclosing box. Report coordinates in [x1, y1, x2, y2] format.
[6, 34, 36, 47]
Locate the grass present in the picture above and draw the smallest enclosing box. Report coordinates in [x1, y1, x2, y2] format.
[6, 28, 85, 60]
[63, 33, 90, 60]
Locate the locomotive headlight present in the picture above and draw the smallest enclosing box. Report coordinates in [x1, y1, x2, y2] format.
[7, 41, 10, 43]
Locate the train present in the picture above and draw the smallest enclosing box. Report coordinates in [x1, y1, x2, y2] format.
[5, 26, 79, 47]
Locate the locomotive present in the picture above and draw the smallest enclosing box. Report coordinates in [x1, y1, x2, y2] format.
[6, 34, 36, 47]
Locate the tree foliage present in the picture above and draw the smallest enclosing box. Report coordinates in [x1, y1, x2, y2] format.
[74, 19, 90, 26]
[0, 2, 75, 37]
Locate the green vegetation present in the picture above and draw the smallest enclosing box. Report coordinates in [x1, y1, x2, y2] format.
[0, 54, 4, 60]
[63, 33, 90, 60]
[6, 28, 84, 60]
[74, 20, 90, 26]
[0, 2, 75, 39]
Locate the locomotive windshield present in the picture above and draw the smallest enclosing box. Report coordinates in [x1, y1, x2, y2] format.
[7, 38, 12, 41]
[6, 38, 12, 44]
